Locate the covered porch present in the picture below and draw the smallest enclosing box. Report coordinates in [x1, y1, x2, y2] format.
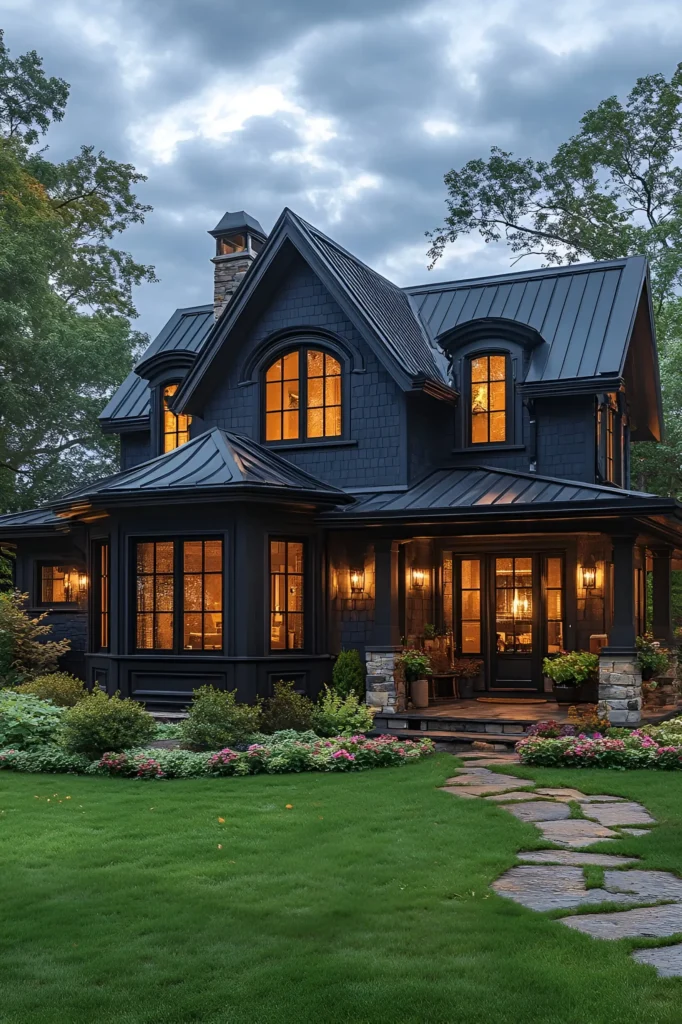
[323, 466, 682, 728]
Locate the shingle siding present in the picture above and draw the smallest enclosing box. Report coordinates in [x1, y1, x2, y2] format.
[202, 256, 405, 490]
[120, 432, 152, 470]
[536, 397, 594, 482]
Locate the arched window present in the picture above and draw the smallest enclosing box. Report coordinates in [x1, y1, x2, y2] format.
[162, 384, 192, 452]
[469, 354, 507, 444]
[265, 348, 342, 442]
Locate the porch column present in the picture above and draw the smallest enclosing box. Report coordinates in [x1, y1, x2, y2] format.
[365, 539, 402, 714]
[599, 534, 642, 726]
[651, 545, 674, 643]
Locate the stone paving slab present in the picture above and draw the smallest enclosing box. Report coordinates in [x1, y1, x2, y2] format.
[632, 944, 682, 976]
[484, 792, 555, 803]
[517, 850, 639, 867]
[493, 866, 647, 913]
[459, 752, 520, 761]
[602, 870, 682, 903]
[619, 827, 652, 837]
[454, 758, 522, 767]
[563, 904, 682, 940]
[580, 801, 655, 827]
[505, 802, 571, 823]
[447, 772, 529, 788]
[536, 819, 621, 847]
[441, 784, 528, 797]
[535, 788, 590, 801]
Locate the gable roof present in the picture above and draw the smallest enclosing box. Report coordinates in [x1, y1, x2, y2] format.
[53, 427, 351, 511]
[98, 304, 214, 429]
[407, 256, 650, 388]
[174, 209, 449, 412]
[323, 464, 678, 524]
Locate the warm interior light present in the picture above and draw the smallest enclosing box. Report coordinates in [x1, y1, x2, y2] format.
[78, 573, 88, 592]
[581, 564, 597, 589]
[512, 592, 530, 616]
[350, 569, 365, 594]
[411, 568, 426, 589]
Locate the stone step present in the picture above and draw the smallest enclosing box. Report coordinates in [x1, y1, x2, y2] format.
[373, 715, 529, 736]
[371, 726, 519, 749]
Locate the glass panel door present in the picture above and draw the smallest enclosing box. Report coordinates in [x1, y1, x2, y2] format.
[495, 557, 533, 654]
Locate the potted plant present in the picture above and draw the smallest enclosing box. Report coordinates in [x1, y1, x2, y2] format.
[542, 650, 598, 705]
[636, 633, 671, 682]
[452, 657, 483, 700]
[397, 649, 431, 709]
[422, 623, 436, 650]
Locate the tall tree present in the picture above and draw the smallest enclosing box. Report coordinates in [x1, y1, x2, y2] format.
[0, 30, 155, 511]
[428, 65, 682, 497]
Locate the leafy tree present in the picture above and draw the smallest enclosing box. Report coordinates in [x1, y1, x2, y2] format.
[429, 64, 682, 497]
[0, 30, 155, 511]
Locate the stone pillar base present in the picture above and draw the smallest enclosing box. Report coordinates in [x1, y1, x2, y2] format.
[598, 652, 642, 726]
[365, 647, 401, 713]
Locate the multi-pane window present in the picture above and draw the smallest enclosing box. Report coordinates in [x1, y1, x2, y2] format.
[470, 354, 507, 444]
[545, 557, 563, 654]
[40, 565, 85, 604]
[460, 558, 482, 654]
[270, 539, 305, 650]
[597, 393, 623, 486]
[93, 542, 110, 650]
[183, 541, 223, 650]
[162, 384, 192, 453]
[265, 348, 342, 442]
[135, 542, 174, 650]
[135, 539, 223, 652]
[495, 557, 533, 653]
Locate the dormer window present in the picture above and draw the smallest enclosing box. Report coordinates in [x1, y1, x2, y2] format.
[264, 348, 342, 443]
[470, 354, 507, 444]
[162, 384, 191, 453]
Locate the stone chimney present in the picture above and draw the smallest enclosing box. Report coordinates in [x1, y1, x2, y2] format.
[209, 210, 267, 319]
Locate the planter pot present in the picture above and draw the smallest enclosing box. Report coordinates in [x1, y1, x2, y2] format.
[410, 678, 429, 709]
[554, 684, 580, 705]
[579, 680, 599, 703]
[458, 677, 475, 700]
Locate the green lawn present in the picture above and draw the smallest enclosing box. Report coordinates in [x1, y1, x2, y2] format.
[1, 755, 682, 1023]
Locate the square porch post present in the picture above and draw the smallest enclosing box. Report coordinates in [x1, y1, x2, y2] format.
[651, 545, 674, 643]
[599, 534, 642, 725]
[365, 539, 402, 713]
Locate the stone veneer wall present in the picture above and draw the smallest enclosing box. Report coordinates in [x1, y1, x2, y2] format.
[365, 648, 399, 713]
[598, 653, 642, 725]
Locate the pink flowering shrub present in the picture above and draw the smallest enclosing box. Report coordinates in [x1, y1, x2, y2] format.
[517, 729, 682, 770]
[208, 734, 434, 776]
[96, 751, 165, 779]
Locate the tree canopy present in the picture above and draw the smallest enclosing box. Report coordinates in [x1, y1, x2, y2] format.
[0, 30, 155, 511]
[429, 64, 682, 497]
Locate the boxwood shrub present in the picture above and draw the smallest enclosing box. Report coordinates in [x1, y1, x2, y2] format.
[61, 690, 156, 758]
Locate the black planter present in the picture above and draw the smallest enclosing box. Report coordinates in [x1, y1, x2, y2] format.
[554, 684, 580, 705]
[458, 677, 474, 700]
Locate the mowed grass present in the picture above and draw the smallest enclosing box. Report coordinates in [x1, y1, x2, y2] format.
[1, 756, 682, 1023]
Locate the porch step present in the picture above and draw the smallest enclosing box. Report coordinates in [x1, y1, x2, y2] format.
[373, 714, 531, 737]
[371, 726, 519, 749]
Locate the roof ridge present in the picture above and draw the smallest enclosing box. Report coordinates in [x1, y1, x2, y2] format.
[404, 255, 645, 295]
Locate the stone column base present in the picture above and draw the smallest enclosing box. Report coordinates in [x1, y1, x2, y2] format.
[365, 646, 401, 713]
[598, 652, 642, 726]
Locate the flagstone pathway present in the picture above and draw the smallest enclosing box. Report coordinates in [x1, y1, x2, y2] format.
[441, 751, 682, 978]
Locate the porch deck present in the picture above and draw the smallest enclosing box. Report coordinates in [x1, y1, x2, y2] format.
[373, 699, 680, 750]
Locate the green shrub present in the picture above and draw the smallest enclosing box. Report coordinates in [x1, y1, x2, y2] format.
[61, 691, 156, 758]
[542, 650, 598, 684]
[0, 591, 71, 685]
[261, 681, 314, 733]
[154, 721, 184, 740]
[0, 691, 64, 749]
[14, 672, 88, 707]
[332, 649, 365, 698]
[311, 687, 375, 737]
[181, 686, 261, 751]
[0, 746, 90, 774]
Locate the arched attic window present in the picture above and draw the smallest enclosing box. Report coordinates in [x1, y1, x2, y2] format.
[162, 384, 192, 452]
[264, 348, 342, 442]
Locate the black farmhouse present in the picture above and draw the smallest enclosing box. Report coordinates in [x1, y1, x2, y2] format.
[3, 207, 682, 727]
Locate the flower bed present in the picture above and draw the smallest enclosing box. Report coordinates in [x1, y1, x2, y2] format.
[0, 734, 434, 780]
[516, 730, 682, 770]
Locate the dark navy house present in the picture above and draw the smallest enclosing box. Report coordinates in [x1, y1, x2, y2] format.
[3, 207, 682, 726]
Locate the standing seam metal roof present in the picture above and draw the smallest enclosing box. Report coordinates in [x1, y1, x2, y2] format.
[406, 257, 647, 383]
[98, 305, 214, 422]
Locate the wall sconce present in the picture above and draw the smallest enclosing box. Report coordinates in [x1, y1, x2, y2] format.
[581, 561, 597, 590]
[411, 567, 427, 590]
[349, 568, 365, 595]
[78, 572, 88, 593]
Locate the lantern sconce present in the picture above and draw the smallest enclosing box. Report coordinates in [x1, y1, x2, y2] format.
[349, 568, 365, 595]
[411, 567, 427, 590]
[581, 560, 597, 590]
[78, 572, 88, 593]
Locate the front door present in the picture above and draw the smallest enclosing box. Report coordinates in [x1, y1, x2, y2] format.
[493, 556, 536, 689]
[443, 551, 564, 692]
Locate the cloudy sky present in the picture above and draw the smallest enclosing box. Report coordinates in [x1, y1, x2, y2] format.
[4, 0, 682, 339]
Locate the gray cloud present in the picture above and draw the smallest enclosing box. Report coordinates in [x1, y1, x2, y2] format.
[4, 1, 682, 338]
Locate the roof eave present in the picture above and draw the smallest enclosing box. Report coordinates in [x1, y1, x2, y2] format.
[98, 414, 150, 435]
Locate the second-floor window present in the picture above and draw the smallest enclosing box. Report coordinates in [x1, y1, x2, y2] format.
[162, 384, 192, 453]
[470, 354, 507, 444]
[265, 348, 342, 443]
[597, 392, 624, 486]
